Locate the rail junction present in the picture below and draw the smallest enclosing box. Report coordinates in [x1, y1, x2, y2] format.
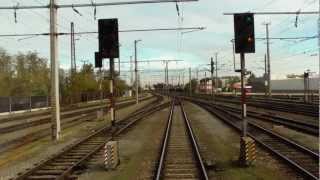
[0, 92, 316, 180]
[0, 0, 318, 179]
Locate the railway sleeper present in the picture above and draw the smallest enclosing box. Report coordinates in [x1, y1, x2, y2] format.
[54, 158, 81, 162]
[164, 172, 199, 179]
[34, 170, 65, 175]
[26, 175, 58, 180]
[49, 162, 75, 166]
[40, 166, 68, 170]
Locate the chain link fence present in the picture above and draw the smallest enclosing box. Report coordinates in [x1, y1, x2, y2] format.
[0, 92, 112, 113]
[0, 96, 49, 113]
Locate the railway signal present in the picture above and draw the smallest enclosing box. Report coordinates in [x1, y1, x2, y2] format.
[234, 13, 255, 53]
[98, 18, 119, 58]
[210, 58, 215, 101]
[95, 52, 102, 68]
[97, 18, 120, 127]
[233, 13, 256, 166]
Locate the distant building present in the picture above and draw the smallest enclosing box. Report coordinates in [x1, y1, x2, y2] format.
[271, 77, 319, 92]
[232, 82, 252, 93]
[198, 80, 214, 94]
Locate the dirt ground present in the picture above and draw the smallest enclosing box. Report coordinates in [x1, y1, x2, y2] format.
[183, 101, 300, 180]
[214, 101, 319, 152]
[0, 97, 156, 180]
[78, 105, 169, 180]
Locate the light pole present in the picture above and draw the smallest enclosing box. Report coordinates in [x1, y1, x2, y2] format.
[134, 39, 142, 104]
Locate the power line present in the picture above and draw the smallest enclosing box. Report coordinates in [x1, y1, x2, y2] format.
[0, 0, 198, 10]
[224, 11, 319, 15]
[0, 27, 206, 37]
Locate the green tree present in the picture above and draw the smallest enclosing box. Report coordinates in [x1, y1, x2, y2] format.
[0, 48, 13, 96]
[0, 47, 130, 101]
[11, 52, 50, 96]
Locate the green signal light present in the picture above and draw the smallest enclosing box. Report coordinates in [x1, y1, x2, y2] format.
[246, 17, 252, 23]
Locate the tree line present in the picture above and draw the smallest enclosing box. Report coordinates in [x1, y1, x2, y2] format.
[0, 48, 129, 99]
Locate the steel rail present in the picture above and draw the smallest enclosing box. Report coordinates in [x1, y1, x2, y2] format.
[155, 98, 208, 180]
[0, 98, 153, 154]
[0, 96, 154, 134]
[211, 103, 318, 136]
[192, 94, 318, 117]
[155, 99, 175, 180]
[12, 95, 167, 180]
[180, 100, 209, 180]
[190, 100, 319, 180]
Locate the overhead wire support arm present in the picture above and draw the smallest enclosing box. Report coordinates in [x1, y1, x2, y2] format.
[0, 0, 198, 10]
[223, 11, 319, 15]
[115, 59, 184, 63]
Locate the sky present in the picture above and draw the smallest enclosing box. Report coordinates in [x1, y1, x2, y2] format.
[0, 0, 318, 86]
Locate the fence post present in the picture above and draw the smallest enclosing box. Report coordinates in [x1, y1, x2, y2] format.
[46, 96, 49, 108]
[29, 96, 32, 112]
[9, 97, 12, 114]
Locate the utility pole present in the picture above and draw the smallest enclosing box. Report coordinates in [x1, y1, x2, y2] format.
[189, 67, 192, 96]
[318, 0, 320, 104]
[264, 54, 268, 97]
[182, 72, 185, 90]
[211, 58, 214, 100]
[50, 0, 60, 141]
[165, 61, 168, 94]
[130, 56, 133, 86]
[118, 57, 120, 76]
[134, 40, 141, 104]
[264, 23, 271, 97]
[215, 53, 218, 93]
[70, 22, 76, 74]
[0, 0, 198, 141]
[204, 71, 207, 94]
[196, 68, 199, 93]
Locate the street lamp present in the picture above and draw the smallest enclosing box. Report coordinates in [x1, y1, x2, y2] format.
[134, 39, 142, 104]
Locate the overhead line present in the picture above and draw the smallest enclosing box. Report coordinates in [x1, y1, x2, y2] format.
[0, 27, 206, 37]
[0, 0, 198, 10]
[224, 11, 319, 15]
[114, 60, 184, 63]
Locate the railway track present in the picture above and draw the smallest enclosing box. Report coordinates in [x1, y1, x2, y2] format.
[220, 103, 318, 136]
[0, 96, 153, 153]
[190, 100, 319, 180]
[189, 94, 318, 117]
[199, 99, 318, 136]
[0, 95, 148, 124]
[182, 97, 318, 136]
[0, 96, 153, 134]
[12, 95, 169, 180]
[155, 98, 208, 180]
